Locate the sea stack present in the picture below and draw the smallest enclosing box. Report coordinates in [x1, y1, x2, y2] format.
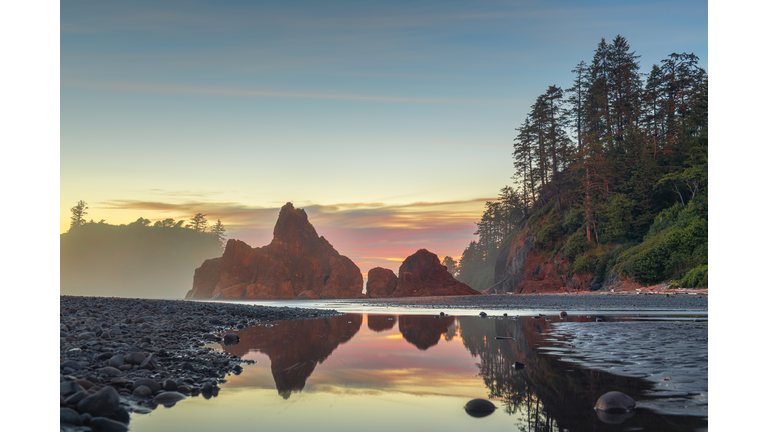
[366, 249, 480, 297]
[185, 202, 364, 300]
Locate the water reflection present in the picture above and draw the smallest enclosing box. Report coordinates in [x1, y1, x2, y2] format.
[222, 314, 362, 399]
[398, 315, 455, 350]
[214, 313, 705, 432]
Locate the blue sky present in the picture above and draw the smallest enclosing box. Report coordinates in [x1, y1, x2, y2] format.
[58, 0, 708, 271]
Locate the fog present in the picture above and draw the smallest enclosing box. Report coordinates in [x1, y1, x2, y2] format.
[60, 223, 223, 299]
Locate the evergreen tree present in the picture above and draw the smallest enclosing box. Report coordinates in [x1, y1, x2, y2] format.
[69, 200, 88, 230]
[188, 213, 209, 233]
[210, 219, 226, 246]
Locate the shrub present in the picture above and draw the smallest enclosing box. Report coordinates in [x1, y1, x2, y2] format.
[677, 265, 708, 288]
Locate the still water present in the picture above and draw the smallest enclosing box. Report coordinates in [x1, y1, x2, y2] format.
[130, 313, 707, 432]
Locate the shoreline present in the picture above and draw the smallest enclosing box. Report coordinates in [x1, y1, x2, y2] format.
[59, 296, 342, 431]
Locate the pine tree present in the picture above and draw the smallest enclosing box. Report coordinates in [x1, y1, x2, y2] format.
[69, 200, 88, 230]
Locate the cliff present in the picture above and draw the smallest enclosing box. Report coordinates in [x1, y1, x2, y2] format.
[186, 202, 364, 300]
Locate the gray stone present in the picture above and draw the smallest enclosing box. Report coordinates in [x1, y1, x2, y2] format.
[76, 386, 120, 417]
[98, 367, 122, 376]
[162, 379, 177, 391]
[139, 353, 157, 370]
[60, 360, 83, 371]
[132, 378, 161, 394]
[125, 352, 146, 365]
[65, 391, 88, 406]
[60, 407, 82, 425]
[107, 354, 124, 368]
[89, 417, 129, 432]
[223, 333, 239, 346]
[60, 381, 86, 397]
[132, 385, 152, 398]
[464, 399, 496, 418]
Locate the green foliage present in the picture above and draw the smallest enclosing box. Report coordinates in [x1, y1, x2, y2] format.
[564, 231, 592, 262]
[613, 197, 707, 284]
[562, 207, 584, 235]
[572, 255, 594, 275]
[442, 256, 458, 277]
[599, 194, 635, 243]
[677, 265, 708, 288]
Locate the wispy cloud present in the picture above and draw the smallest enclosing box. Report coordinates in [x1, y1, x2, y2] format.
[93, 198, 490, 271]
[61, 80, 509, 104]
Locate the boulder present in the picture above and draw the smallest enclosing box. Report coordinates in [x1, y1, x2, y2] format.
[595, 391, 636, 413]
[388, 249, 480, 297]
[76, 386, 120, 417]
[186, 203, 364, 300]
[365, 267, 398, 298]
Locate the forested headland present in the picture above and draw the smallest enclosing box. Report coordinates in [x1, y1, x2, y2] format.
[449, 35, 707, 291]
[61, 201, 226, 298]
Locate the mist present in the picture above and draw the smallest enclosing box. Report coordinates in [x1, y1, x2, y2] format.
[60, 222, 223, 299]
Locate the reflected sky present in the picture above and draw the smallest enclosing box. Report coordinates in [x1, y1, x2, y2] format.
[129, 313, 707, 432]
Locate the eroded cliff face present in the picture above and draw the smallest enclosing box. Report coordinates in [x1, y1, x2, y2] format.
[185, 202, 364, 300]
[366, 249, 480, 298]
[489, 227, 643, 294]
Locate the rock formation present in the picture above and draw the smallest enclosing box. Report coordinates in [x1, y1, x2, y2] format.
[488, 226, 645, 294]
[186, 202, 363, 300]
[398, 315, 455, 350]
[366, 249, 479, 298]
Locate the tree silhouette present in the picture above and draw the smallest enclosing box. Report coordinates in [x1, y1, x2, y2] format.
[188, 213, 208, 233]
[69, 200, 88, 230]
[210, 219, 226, 246]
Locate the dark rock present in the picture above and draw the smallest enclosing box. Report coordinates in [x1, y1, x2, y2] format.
[594, 391, 636, 413]
[479, 312, 487, 317]
[60, 360, 83, 370]
[560, 311, 567, 318]
[162, 379, 177, 391]
[464, 399, 496, 418]
[125, 352, 146, 365]
[65, 391, 88, 406]
[107, 354, 124, 368]
[110, 377, 127, 387]
[77, 386, 120, 417]
[89, 417, 129, 432]
[154, 391, 186, 406]
[223, 333, 239, 346]
[132, 385, 152, 398]
[139, 354, 158, 370]
[60, 381, 86, 397]
[75, 379, 94, 390]
[132, 378, 161, 394]
[60, 407, 82, 425]
[514, 362, 525, 370]
[80, 413, 92, 426]
[98, 367, 122, 377]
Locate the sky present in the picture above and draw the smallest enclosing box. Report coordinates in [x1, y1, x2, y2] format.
[59, 0, 708, 273]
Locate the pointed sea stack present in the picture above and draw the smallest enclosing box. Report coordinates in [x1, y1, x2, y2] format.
[185, 202, 364, 300]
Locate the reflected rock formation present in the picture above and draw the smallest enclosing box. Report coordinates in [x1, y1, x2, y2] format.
[367, 315, 397, 332]
[398, 315, 455, 350]
[366, 249, 480, 298]
[222, 314, 362, 399]
[186, 203, 364, 300]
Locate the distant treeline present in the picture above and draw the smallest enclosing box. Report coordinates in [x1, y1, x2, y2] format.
[446, 35, 707, 290]
[61, 202, 226, 298]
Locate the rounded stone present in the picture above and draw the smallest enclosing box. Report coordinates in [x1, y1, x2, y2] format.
[89, 417, 129, 432]
[99, 367, 123, 377]
[133, 378, 161, 394]
[77, 386, 121, 417]
[125, 352, 146, 365]
[464, 399, 496, 418]
[60, 407, 82, 425]
[223, 333, 239, 346]
[595, 391, 636, 413]
[107, 354, 125, 368]
[132, 385, 152, 398]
